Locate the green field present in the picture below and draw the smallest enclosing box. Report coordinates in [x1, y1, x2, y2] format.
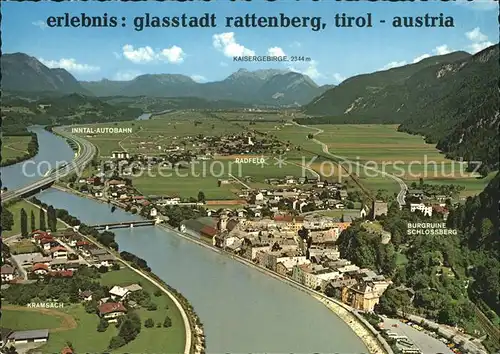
[132, 159, 315, 199]
[1, 135, 31, 160]
[72, 113, 317, 198]
[9, 239, 38, 254]
[3, 200, 66, 238]
[73, 111, 493, 197]
[37, 268, 185, 354]
[249, 121, 495, 196]
[71, 112, 243, 157]
[1, 309, 64, 330]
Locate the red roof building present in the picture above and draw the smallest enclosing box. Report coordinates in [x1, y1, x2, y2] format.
[274, 215, 304, 223]
[61, 346, 74, 354]
[200, 225, 218, 238]
[32, 230, 49, 237]
[32, 263, 49, 272]
[36, 234, 54, 242]
[50, 246, 67, 253]
[49, 270, 74, 277]
[98, 302, 127, 316]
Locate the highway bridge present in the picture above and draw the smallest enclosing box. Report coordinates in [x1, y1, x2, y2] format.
[89, 220, 156, 230]
[1, 127, 97, 204]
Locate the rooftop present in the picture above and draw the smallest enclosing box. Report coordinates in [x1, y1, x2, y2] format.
[98, 302, 127, 315]
[9, 329, 49, 340]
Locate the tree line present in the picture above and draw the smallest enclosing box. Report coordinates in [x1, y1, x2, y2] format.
[0, 132, 39, 167]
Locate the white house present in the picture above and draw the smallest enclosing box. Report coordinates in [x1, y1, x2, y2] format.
[1, 264, 15, 282]
[410, 203, 433, 217]
[50, 246, 68, 259]
[150, 208, 158, 217]
[157, 198, 180, 206]
[98, 302, 127, 322]
[8, 329, 49, 344]
[109, 285, 130, 301]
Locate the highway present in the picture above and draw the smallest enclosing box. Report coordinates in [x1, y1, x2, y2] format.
[1, 127, 96, 204]
[292, 121, 407, 208]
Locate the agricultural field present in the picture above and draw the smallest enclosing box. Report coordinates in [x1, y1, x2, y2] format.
[2, 200, 66, 238]
[248, 120, 495, 196]
[1, 135, 31, 160]
[9, 239, 38, 254]
[1, 307, 66, 331]
[70, 111, 242, 157]
[132, 157, 316, 199]
[9, 267, 186, 354]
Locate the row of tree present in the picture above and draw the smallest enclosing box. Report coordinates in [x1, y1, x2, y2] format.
[18, 205, 58, 237]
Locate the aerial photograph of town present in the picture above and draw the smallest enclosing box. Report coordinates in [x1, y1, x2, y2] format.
[0, 1, 498, 354]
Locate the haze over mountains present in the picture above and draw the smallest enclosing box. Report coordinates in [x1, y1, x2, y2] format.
[1, 53, 332, 106]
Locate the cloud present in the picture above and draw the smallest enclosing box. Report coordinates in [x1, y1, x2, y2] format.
[267, 47, 286, 57]
[191, 75, 207, 82]
[465, 27, 494, 54]
[39, 58, 100, 73]
[466, 27, 488, 42]
[289, 60, 321, 80]
[290, 41, 302, 48]
[32, 20, 48, 30]
[122, 44, 185, 64]
[113, 52, 121, 59]
[113, 70, 141, 81]
[380, 61, 407, 70]
[220, 62, 228, 67]
[412, 54, 431, 63]
[469, 41, 494, 53]
[434, 45, 451, 55]
[212, 32, 255, 57]
[383, 44, 454, 70]
[332, 73, 346, 83]
[159, 46, 185, 64]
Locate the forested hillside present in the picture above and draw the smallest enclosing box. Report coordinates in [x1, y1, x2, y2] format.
[447, 172, 500, 315]
[299, 45, 500, 171]
[1, 94, 142, 133]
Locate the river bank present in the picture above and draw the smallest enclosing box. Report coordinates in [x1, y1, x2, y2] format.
[54, 184, 390, 354]
[21, 198, 202, 354]
[157, 223, 391, 354]
[0, 132, 39, 167]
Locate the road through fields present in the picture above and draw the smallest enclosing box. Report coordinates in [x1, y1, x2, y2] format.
[292, 121, 407, 207]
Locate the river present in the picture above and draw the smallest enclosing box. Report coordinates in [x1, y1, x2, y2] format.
[1, 126, 368, 353]
[1, 126, 75, 191]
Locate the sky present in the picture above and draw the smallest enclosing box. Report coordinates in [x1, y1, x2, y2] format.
[2, 0, 498, 85]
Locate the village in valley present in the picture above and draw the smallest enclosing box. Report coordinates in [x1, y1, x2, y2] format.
[1, 114, 472, 354]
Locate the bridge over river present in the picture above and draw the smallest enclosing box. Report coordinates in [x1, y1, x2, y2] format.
[88, 219, 157, 230]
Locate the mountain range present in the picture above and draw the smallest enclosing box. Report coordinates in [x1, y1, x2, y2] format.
[1, 53, 90, 95]
[1, 53, 332, 106]
[81, 69, 333, 106]
[299, 44, 500, 171]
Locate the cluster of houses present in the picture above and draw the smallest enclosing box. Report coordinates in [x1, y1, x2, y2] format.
[406, 189, 450, 219]
[90, 284, 143, 323]
[180, 207, 392, 312]
[3, 229, 121, 283]
[107, 132, 282, 167]
[0, 284, 143, 352]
